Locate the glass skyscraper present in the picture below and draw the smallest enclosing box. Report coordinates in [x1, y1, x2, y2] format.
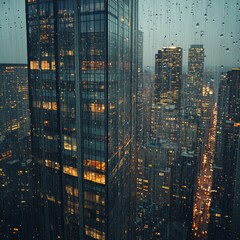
[187, 45, 204, 117]
[209, 68, 240, 240]
[26, 1, 138, 239]
[0, 64, 32, 239]
[154, 46, 182, 108]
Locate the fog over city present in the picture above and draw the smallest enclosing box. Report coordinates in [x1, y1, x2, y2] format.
[0, 0, 239, 239]
[139, 0, 239, 67]
[0, 0, 239, 68]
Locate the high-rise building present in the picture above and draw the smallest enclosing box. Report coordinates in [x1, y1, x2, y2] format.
[137, 46, 185, 239]
[152, 46, 182, 143]
[26, 1, 138, 239]
[187, 45, 204, 117]
[154, 46, 182, 108]
[136, 141, 173, 239]
[137, 30, 144, 145]
[170, 150, 197, 239]
[0, 64, 32, 239]
[209, 68, 240, 240]
[0, 64, 30, 141]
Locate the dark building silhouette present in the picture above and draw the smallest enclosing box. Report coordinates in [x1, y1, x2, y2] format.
[137, 30, 144, 146]
[186, 45, 204, 117]
[26, 1, 138, 239]
[0, 64, 29, 140]
[209, 68, 240, 240]
[0, 64, 32, 239]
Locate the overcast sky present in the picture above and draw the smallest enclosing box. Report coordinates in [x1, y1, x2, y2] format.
[0, 0, 27, 64]
[0, 0, 239, 68]
[139, 0, 240, 67]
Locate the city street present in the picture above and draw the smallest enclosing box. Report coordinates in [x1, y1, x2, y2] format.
[192, 105, 217, 239]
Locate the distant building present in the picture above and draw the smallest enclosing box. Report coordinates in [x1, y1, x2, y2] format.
[0, 64, 29, 142]
[0, 64, 32, 239]
[209, 68, 240, 240]
[186, 45, 204, 117]
[170, 150, 197, 239]
[152, 46, 182, 142]
[0, 158, 33, 239]
[136, 141, 173, 239]
[136, 46, 198, 239]
[137, 30, 144, 145]
[155, 46, 182, 108]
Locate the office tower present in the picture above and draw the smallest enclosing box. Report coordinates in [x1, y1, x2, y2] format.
[136, 141, 173, 239]
[26, 1, 138, 239]
[142, 68, 153, 141]
[179, 114, 198, 152]
[182, 45, 204, 167]
[213, 73, 228, 167]
[187, 45, 204, 117]
[137, 30, 144, 145]
[0, 64, 30, 142]
[201, 83, 214, 130]
[209, 68, 240, 240]
[154, 46, 182, 108]
[136, 47, 184, 239]
[0, 64, 32, 239]
[165, 149, 197, 240]
[0, 158, 33, 239]
[153, 46, 182, 146]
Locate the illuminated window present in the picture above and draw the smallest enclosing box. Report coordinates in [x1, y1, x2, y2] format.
[84, 160, 105, 172]
[89, 103, 105, 113]
[30, 61, 39, 70]
[0, 150, 12, 162]
[45, 159, 60, 170]
[41, 61, 50, 70]
[82, 60, 105, 70]
[43, 120, 49, 126]
[65, 185, 78, 197]
[46, 194, 61, 204]
[67, 50, 74, 56]
[64, 136, 77, 151]
[63, 166, 78, 177]
[85, 225, 105, 240]
[42, 101, 57, 111]
[84, 170, 105, 184]
[52, 61, 56, 70]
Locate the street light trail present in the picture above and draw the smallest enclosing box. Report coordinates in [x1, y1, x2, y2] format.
[192, 104, 217, 239]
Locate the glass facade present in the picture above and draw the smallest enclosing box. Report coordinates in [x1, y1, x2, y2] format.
[0, 64, 30, 139]
[187, 45, 204, 117]
[0, 64, 32, 239]
[209, 69, 240, 240]
[154, 46, 182, 108]
[26, 0, 138, 239]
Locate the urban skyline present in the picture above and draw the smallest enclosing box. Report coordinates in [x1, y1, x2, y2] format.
[0, 0, 240, 240]
[0, 0, 240, 68]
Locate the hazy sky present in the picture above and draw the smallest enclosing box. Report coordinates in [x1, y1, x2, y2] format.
[0, 0, 27, 64]
[0, 0, 239, 68]
[139, 0, 240, 67]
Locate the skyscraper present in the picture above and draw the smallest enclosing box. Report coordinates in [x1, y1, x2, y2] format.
[154, 46, 182, 108]
[0, 64, 29, 142]
[137, 30, 144, 145]
[136, 46, 184, 239]
[26, 1, 138, 239]
[0, 64, 32, 239]
[152, 46, 182, 145]
[187, 45, 204, 117]
[209, 68, 240, 240]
